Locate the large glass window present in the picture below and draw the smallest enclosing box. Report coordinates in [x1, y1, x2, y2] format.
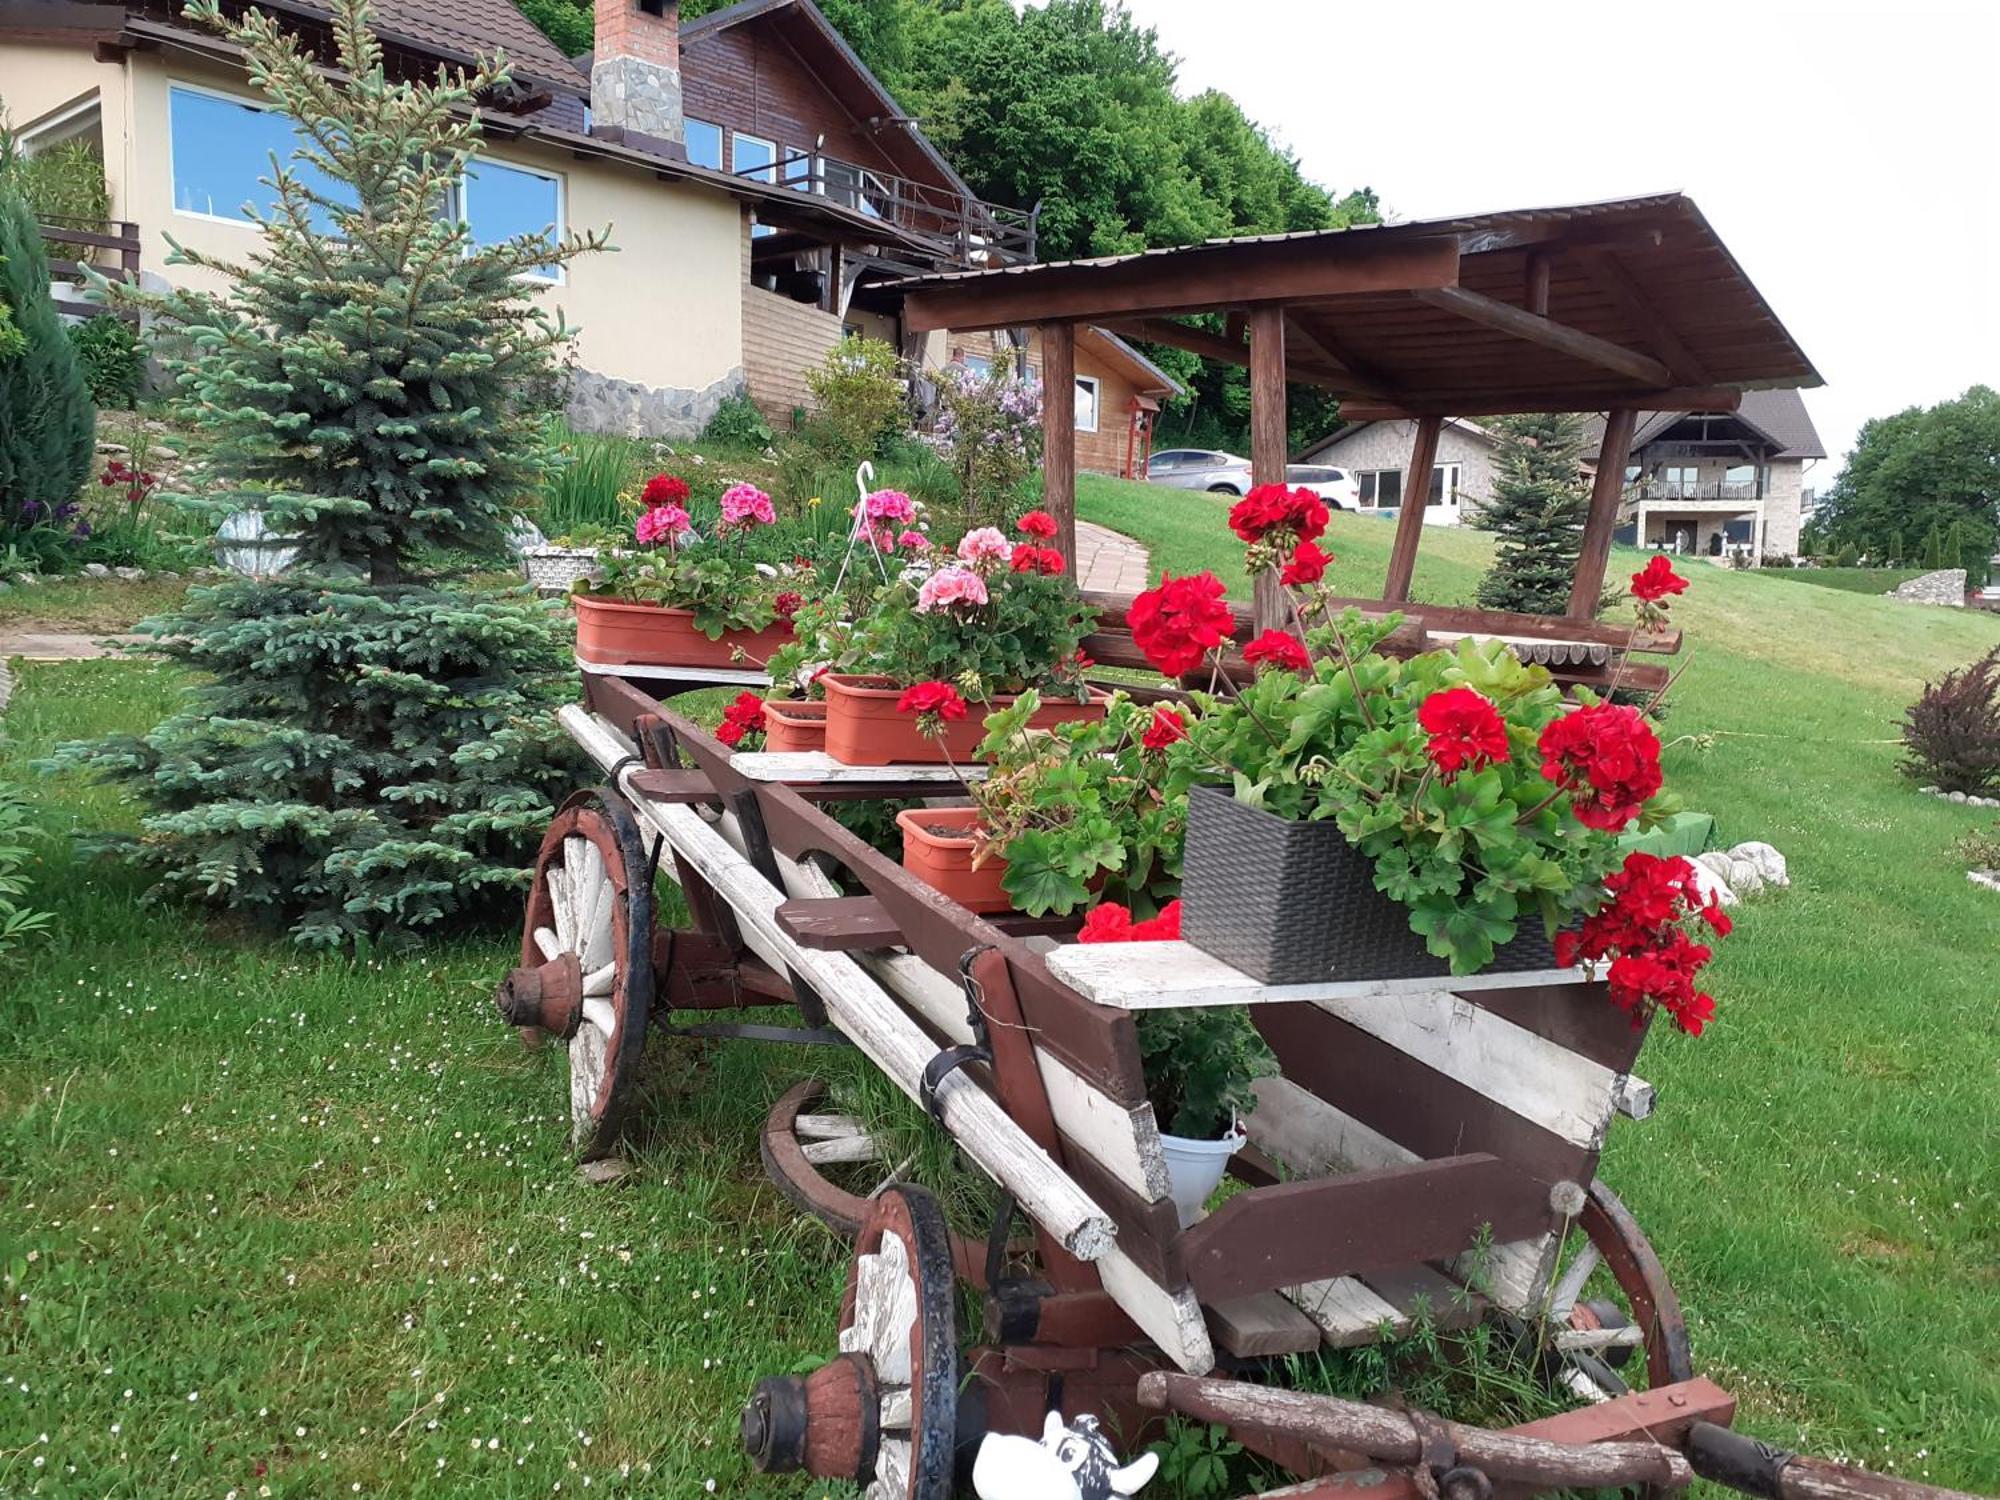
[168, 84, 348, 228]
[731, 133, 776, 182]
[1357, 469, 1402, 508]
[1074, 375, 1101, 433]
[685, 118, 724, 170]
[456, 160, 563, 282]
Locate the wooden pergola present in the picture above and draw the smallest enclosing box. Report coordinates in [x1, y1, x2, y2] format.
[894, 193, 1821, 630]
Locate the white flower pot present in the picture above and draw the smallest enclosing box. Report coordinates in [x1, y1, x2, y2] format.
[1158, 1120, 1245, 1227]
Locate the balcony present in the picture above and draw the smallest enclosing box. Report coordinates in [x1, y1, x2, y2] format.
[1626, 480, 1764, 503]
[745, 151, 1038, 269]
[37, 216, 142, 323]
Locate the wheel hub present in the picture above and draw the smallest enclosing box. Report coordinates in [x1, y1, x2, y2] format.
[493, 952, 585, 1037]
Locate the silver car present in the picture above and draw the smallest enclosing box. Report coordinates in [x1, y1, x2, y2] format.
[1146, 449, 1356, 509]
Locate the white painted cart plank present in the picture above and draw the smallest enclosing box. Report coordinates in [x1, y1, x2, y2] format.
[731, 750, 986, 784]
[574, 655, 770, 686]
[1285, 1277, 1406, 1347]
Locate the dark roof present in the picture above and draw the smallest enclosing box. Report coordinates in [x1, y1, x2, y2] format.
[679, 0, 980, 203]
[1584, 389, 1827, 460]
[1081, 326, 1183, 398]
[891, 193, 1822, 418]
[232, 0, 586, 93]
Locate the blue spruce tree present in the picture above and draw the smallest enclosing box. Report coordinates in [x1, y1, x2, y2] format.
[58, 0, 612, 948]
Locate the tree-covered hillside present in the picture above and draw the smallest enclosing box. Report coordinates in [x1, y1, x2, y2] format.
[522, 0, 1376, 449]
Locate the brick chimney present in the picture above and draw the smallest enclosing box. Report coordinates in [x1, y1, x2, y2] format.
[592, 0, 685, 148]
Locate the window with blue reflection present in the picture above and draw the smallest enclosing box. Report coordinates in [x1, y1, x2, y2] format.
[459, 160, 563, 281]
[168, 84, 349, 229]
[685, 117, 724, 170]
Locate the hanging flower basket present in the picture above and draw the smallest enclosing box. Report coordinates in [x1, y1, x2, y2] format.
[895, 806, 1012, 912]
[1179, 784, 1565, 985]
[821, 673, 1107, 765]
[573, 595, 793, 670]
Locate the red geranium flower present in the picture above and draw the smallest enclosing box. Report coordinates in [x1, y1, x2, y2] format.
[1281, 539, 1330, 587]
[1537, 702, 1663, 832]
[1016, 509, 1058, 539]
[1141, 704, 1187, 751]
[1077, 899, 1182, 943]
[1631, 555, 1687, 603]
[716, 691, 767, 748]
[1008, 545, 1066, 576]
[773, 590, 803, 619]
[1243, 629, 1310, 673]
[1129, 571, 1235, 677]
[1559, 852, 1727, 1036]
[1417, 686, 1510, 778]
[896, 681, 967, 720]
[641, 473, 691, 508]
[1229, 483, 1330, 546]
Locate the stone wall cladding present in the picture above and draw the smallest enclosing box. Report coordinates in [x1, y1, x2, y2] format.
[566, 365, 745, 440]
[1308, 420, 1499, 516]
[1761, 459, 1805, 556]
[1890, 569, 1968, 607]
[591, 56, 685, 142]
[743, 285, 845, 428]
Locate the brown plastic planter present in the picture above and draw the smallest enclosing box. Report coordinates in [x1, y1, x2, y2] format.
[821, 673, 1109, 766]
[762, 699, 828, 753]
[573, 595, 793, 670]
[896, 807, 1012, 913]
[1179, 783, 1566, 985]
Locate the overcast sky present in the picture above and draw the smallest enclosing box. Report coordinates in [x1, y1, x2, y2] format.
[1119, 0, 1999, 485]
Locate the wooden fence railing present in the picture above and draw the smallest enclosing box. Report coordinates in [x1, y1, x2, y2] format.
[37, 216, 142, 322]
[747, 152, 1037, 268]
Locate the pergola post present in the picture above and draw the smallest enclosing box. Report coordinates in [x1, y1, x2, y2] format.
[1381, 415, 1443, 603]
[1567, 406, 1639, 619]
[1248, 304, 1288, 631]
[1041, 320, 1077, 567]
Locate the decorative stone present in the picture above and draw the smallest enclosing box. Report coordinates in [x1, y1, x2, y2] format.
[1969, 870, 2000, 894]
[577, 1157, 635, 1186]
[11, 573, 35, 587]
[1949, 791, 1969, 803]
[1690, 852, 1739, 906]
[112, 566, 147, 582]
[1889, 569, 1967, 607]
[1732, 841, 1789, 888]
[81, 562, 112, 579]
[153, 445, 180, 460]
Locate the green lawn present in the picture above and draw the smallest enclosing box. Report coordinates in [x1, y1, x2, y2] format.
[3, 483, 1997, 1496]
[1753, 567, 1930, 597]
[1080, 476, 2000, 1485]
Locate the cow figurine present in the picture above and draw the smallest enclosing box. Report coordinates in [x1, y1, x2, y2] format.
[972, 1410, 1159, 1500]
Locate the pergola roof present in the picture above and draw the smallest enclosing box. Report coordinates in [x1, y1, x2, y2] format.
[893, 193, 1820, 421]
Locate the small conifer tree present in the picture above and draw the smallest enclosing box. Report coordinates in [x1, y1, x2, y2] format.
[1474, 412, 1591, 615]
[0, 157, 95, 528]
[58, 0, 612, 949]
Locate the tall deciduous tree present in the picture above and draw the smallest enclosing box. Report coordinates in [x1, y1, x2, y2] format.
[1812, 386, 2000, 585]
[1475, 413, 1592, 616]
[58, 0, 609, 949]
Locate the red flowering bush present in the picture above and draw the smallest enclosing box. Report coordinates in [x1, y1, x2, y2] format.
[1129, 571, 1237, 677]
[1555, 852, 1728, 1034]
[1417, 686, 1510, 778]
[1078, 899, 1183, 943]
[715, 691, 768, 749]
[1537, 702, 1664, 832]
[1242, 630, 1310, 673]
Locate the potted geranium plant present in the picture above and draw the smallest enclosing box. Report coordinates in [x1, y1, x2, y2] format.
[818, 510, 1105, 764]
[574, 475, 798, 669]
[1137, 486, 1727, 1035]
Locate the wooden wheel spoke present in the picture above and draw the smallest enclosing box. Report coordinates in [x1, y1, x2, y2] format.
[867, 1437, 910, 1500]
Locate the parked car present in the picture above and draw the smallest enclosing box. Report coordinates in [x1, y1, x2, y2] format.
[1285, 464, 1361, 511]
[1146, 450, 1358, 509]
[1146, 448, 1253, 493]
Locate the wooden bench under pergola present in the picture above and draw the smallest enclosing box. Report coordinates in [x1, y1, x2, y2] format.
[893, 193, 1821, 668]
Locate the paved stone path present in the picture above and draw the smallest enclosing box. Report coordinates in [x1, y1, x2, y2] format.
[0, 632, 147, 662]
[1075, 520, 1151, 594]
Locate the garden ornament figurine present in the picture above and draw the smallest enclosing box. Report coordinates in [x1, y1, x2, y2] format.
[972, 1410, 1159, 1500]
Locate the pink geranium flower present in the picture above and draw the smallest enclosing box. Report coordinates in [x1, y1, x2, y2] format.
[635, 504, 690, 546]
[719, 483, 776, 529]
[916, 566, 990, 613]
[897, 529, 930, 551]
[956, 526, 1013, 565]
[861, 488, 916, 523]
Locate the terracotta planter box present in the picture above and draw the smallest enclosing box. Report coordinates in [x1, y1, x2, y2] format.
[762, 699, 828, 753]
[821, 673, 1109, 766]
[573, 595, 792, 670]
[897, 807, 1012, 913]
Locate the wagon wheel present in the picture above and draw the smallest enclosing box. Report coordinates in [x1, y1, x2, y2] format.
[1542, 1178, 1693, 1400]
[838, 1186, 960, 1500]
[493, 792, 656, 1161]
[760, 1079, 903, 1242]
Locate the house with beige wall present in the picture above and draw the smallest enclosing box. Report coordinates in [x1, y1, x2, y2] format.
[0, 0, 1040, 440]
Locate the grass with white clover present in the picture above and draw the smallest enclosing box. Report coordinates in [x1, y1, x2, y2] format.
[0, 473, 1994, 1497]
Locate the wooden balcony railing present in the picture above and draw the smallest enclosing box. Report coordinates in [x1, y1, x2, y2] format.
[1625, 481, 1763, 503]
[37, 216, 142, 322]
[746, 151, 1038, 268]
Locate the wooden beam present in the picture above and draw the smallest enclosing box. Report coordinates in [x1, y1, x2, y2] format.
[1414, 286, 1674, 387]
[1567, 406, 1638, 620]
[1340, 386, 1740, 422]
[1249, 305, 1289, 632]
[1381, 415, 1442, 603]
[1284, 313, 1395, 402]
[1575, 247, 1710, 385]
[1042, 320, 1078, 567]
[1094, 316, 1363, 396]
[1525, 252, 1551, 316]
[902, 234, 1462, 332]
[1456, 220, 1668, 256]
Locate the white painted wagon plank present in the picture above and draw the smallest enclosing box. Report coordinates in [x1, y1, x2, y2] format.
[1096, 1242, 1215, 1375]
[574, 655, 771, 686]
[794, 1113, 868, 1140]
[801, 1135, 881, 1165]
[732, 751, 986, 785]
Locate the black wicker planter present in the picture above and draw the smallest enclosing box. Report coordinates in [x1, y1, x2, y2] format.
[1179, 783, 1564, 985]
